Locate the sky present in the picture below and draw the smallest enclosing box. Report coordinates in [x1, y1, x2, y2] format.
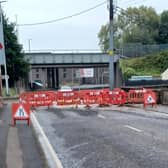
[2, 0, 168, 52]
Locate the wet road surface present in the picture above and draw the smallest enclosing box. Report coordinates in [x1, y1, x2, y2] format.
[35, 106, 168, 168]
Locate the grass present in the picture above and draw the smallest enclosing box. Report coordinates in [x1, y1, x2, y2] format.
[120, 51, 168, 79]
[2, 87, 19, 97]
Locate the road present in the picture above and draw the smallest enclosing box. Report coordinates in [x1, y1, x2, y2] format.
[0, 103, 46, 168]
[35, 105, 168, 168]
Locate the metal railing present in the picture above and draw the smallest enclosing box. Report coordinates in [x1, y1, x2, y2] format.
[117, 43, 168, 57]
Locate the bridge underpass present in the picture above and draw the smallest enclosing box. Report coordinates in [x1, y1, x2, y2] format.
[25, 52, 123, 89]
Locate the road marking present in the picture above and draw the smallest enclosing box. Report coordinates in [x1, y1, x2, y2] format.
[67, 142, 89, 151]
[98, 114, 106, 119]
[31, 113, 64, 168]
[124, 125, 142, 133]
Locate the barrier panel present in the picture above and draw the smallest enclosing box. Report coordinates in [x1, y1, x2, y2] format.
[108, 88, 127, 105]
[56, 91, 80, 106]
[82, 90, 101, 107]
[19, 91, 55, 107]
[127, 89, 146, 104]
[98, 89, 110, 106]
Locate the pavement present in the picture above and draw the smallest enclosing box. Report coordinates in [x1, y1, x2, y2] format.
[34, 104, 168, 168]
[0, 103, 46, 168]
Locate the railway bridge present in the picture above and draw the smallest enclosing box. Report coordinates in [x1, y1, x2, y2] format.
[25, 52, 123, 89]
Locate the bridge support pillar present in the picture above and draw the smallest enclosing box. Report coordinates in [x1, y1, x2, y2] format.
[114, 61, 123, 88]
[55, 68, 59, 89]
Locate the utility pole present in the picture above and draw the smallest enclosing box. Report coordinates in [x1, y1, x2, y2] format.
[109, 0, 114, 90]
[0, 1, 9, 95]
[15, 14, 19, 42]
[28, 39, 32, 52]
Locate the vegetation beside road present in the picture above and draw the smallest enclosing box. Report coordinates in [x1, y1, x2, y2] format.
[98, 6, 168, 51]
[120, 51, 168, 79]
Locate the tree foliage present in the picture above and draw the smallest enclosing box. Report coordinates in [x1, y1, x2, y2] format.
[3, 15, 29, 87]
[98, 6, 166, 51]
[158, 10, 168, 44]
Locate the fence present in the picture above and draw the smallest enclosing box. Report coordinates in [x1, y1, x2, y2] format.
[117, 43, 168, 57]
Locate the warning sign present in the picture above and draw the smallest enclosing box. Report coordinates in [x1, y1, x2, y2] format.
[14, 105, 28, 118]
[144, 92, 156, 108]
[147, 95, 155, 103]
[12, 103, 31, 126]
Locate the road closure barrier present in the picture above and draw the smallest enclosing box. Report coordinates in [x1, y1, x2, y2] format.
[127, 89, 146, 104]
[19, 91, 55, 107]
[56, 91, 80, 106]
[19, 88, 157, 108]
[82, 90, 101, 107]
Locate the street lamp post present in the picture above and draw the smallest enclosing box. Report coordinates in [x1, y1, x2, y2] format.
[28, 39, 32, 52]
[0, 1, 9, 95]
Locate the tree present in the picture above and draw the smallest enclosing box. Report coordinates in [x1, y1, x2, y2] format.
[98, 6, 159, 51]
[98, 20, 120, 52]
[158, 10, 168, 44]
[3, 15, 29, 87]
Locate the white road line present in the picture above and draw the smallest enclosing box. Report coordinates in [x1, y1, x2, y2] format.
[124, 125, 142, 133]
[31, 113, 63, 168]
[98, 114, 106, 119]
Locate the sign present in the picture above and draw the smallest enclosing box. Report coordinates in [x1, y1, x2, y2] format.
[1, 75, 9, 79]
[76, 68, 94, 78]
[144, 92, 156, 108]
[12, 103, 31, 126]
[108, 50, 113, 56]
[147, 95, 155, 103]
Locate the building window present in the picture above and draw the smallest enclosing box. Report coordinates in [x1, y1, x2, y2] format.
[63, 68, 66, 73]
[63, 68, 67, 78]
[36, 74, 39, 78]
[63, 73, 66, 78]
[36, 69, 39, 72]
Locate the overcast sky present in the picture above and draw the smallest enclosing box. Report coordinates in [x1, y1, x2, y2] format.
[2, 0, 168, 51]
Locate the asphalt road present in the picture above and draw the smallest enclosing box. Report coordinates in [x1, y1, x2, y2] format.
[35, 106, 168, 168]
[0, 103, 46, 168]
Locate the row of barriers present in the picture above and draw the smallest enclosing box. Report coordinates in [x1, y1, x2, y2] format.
[19, 88, 157, 108]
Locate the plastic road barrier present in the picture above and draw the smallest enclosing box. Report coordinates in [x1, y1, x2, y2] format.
[109, 88, 127, 105]
[20, 91, 54, 107]
[56, 91, 80, 106]
[82, 90, 101, 107]
[127, 89, 146, 104]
